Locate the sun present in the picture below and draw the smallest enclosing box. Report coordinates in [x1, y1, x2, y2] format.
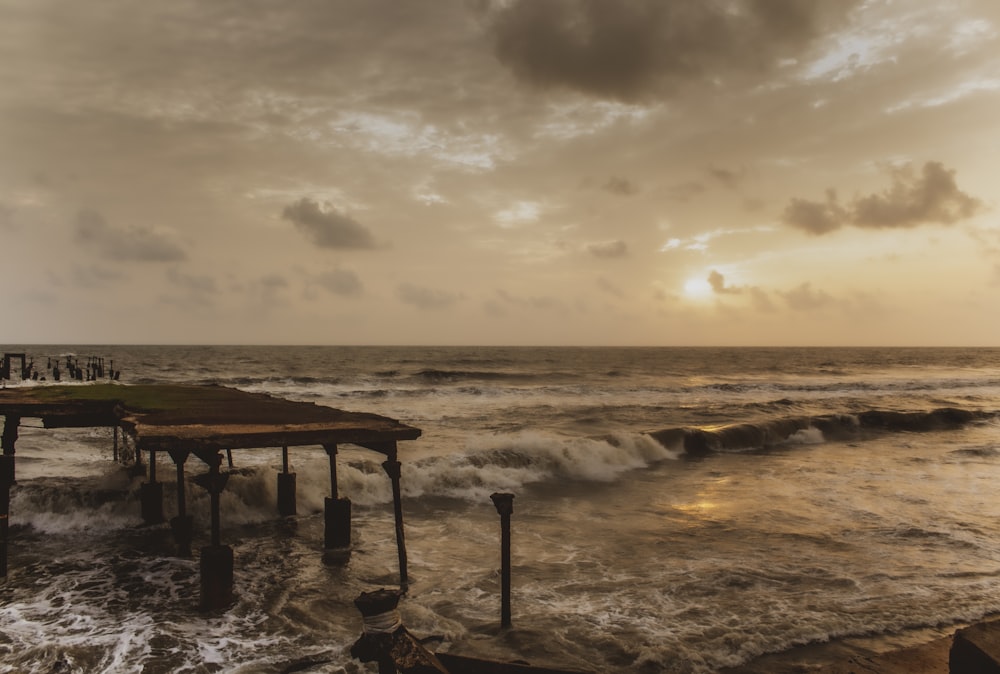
[682, 277, 714, 300]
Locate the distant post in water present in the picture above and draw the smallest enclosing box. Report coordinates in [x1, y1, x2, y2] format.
[490, 492, 515, 629]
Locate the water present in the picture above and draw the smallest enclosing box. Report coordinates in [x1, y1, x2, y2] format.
[2, 346, 1000, 673]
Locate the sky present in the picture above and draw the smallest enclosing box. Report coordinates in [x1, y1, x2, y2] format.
[1, 0, 998, 346]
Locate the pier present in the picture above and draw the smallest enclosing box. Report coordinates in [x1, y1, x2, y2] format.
[0, 383, 421, 610]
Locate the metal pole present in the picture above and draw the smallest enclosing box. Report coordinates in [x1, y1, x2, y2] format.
[491, 492, 514, 629]
[382, 454, 408, 593]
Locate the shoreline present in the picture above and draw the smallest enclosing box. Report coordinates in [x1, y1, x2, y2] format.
[719, 616, 1000, 673]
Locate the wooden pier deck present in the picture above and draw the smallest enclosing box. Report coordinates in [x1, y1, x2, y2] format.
[0, 383, 422, 610]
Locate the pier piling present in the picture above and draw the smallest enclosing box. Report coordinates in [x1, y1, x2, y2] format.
[0, 454, 13, 578]
[198, 451, 233, 611]
[323, 444, 351, 554]
[490, 492, 515, 629]
[140, 450, 165, 525]
[168, 448, 193, 557]
[277, 445, 297, 517]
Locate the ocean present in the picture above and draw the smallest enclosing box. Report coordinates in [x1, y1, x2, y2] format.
[1, 345, 1000, 673]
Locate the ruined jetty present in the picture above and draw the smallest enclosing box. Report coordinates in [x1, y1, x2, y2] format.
[0, 383, 421, 610]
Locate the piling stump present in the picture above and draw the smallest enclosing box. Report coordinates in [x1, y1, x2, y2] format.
[200, 544, 234, 612]
[140, 481, 165, 524]
[324, 497, 352, 549]
[277, 472, 297, 517]
[170, 514, 194, 557]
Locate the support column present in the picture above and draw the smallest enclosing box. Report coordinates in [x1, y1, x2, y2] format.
[1, 415, 18, 578]
[199, 451, 232, 612]
[113, 425, 119, 463]
[0, 453, 13, 578]
[140, 449, 165, 525]
[277, 445, 296, 517]
[490, 492, 515, 629]
[168, 448, 193, 557]
[2, 415, 19, 483]
[323, 444, 351, 554]
[382, 449, 408, 593]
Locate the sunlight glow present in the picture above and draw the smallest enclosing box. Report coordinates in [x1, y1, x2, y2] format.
[683, 278, 714, 300]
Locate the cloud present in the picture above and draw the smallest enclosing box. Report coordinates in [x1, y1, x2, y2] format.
[74, 209, 187, 262]
[397, 282, 460, 309]
[587, 240, 628, 259]
[282, 198, 378, 249]
[780, 282, 834, 311]
[315, 268, 363, 297]
[72, 264, 125, 288]
[596, 276, 624, 298]
[783, 162, 983, 235]
[603, 176, 638, 196]
[708, 270, 742, 295]
[708, 166, 745, 190]
[852, 162, 982, 228]
[0, 203, 15, 230]
[490, 0, 858, 101]
[166, 267, 217, 294]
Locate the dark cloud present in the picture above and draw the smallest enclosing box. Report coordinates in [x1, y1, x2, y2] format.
[603, 177, 638, 196]
[316, 269, 363, 297]
[783, 162, 983, 235]
[708, 166, 745, 190]
[490, 0, 857, 101]
[74, 209, 187, 262]
[708, 270, 742, 295]
[397, 282, 460, 310]
[282, 198, 378, 249]
[587, 240, 628, 259]
[782, 189, 847, 235]
[852, 162, 982, 229]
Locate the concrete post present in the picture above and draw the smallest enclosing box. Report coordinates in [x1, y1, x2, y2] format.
[0, 454, 13, 578]
[2, 415, 19, 483]
[277, 445, 296, 517]
[168, 448, 193, 557]
[323, 444, 351, 553]
[140, 450, 165, 525]
[200, 451, 233, 611]
[490, 492, 515, 629]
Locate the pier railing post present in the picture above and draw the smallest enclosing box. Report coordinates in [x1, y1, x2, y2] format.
[490, 492, 515, 629]
[323, 444, 351, 556]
